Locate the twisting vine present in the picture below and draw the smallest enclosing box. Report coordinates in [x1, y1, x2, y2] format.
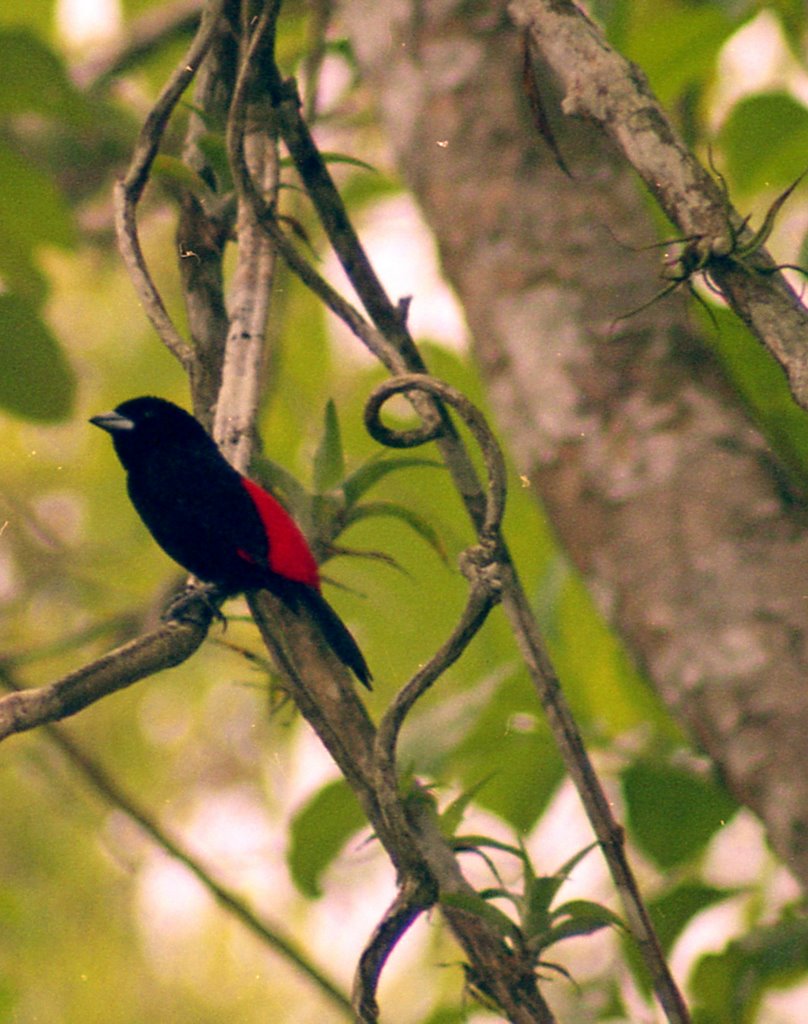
[352, 375, 513, 1015]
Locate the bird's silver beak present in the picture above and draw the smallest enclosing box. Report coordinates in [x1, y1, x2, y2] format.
[89, 411, 136, 433]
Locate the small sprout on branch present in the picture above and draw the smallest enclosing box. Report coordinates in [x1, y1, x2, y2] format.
[615, 161, 808, 327]
[442, 840, 624, 1002]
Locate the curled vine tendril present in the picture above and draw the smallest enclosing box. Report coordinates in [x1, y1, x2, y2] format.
[364, 373, 507, 541]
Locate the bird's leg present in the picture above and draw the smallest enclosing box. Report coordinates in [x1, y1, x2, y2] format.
[162, 580, 228, 628]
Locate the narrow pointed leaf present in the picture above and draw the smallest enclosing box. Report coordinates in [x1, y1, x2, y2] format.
[345, 501, 447, 562]
[280, 151, 379, 174]
[525, 876, 562, 939]
[536, 959, 577, 985]
[538, 900, 624, 949]
[440, 892, 522, 944]
[313, 399, 345, 493]
[555, 842, 598, 879]
[343, 455, 444, 506]
[543, 915, 613, 947]
[452, 835, 524, 860]
[252, 455, 311, 519]
[439, 774, 496, 836]
[552, 899, 624, 931]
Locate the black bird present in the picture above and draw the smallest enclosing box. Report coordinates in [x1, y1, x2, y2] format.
[91, 396, 371, 687]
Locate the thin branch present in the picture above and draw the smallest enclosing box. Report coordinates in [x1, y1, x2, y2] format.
[364, 374, 508, 536]
[353, 878, 434, 1023]
[34, 712, 353, 1017]
[499, 570, 690, 1024]
[379, 567, 497, 754]
[223, 16, 397, 368]
[262, 73, 416, 354]
[114, 0, 226, 367]
[214, 0, 282, 470]
[178, 4, 238, 419]
[365, 374, 509, 786]
[0, 600, 216, 741]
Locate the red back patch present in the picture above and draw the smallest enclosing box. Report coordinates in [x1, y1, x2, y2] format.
[239, 476, 320, 589]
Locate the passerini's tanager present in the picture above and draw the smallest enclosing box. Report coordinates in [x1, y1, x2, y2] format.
[91, 396, 371, 688]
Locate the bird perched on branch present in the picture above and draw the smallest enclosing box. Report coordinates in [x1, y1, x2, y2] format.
[91, 396, 371, 688]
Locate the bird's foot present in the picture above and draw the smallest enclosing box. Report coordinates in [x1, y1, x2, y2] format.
[162, 581, 227, 628]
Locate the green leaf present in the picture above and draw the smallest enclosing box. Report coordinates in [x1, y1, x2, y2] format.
[439, 775, 496, 837]
[719, 93, 808, 195]
[279, 151, 379, 175]
[439, 891, 522, 944]
[0, 140, 75, 303]
[0, 29, 89, 123]
[651, 882, 735, 954]
[547, 900, 624, 945]
[542, 915, 611, 948]
[524, 847, 601, 943]
[622, 759, 738, 870]
[691, 913, 808, 1024]
[524, 875, 559, 940]
[0, 2, 53, 35]
[342, 455, 444, 506]
[313, 399, 345, 493]
[452, 834, 524, 860]
[0, 293, 75, 421]
[151, 155, 213, 199]
[554, 842, 598, 881]
[624, 0, 737, 106]
[287, 780, 367, 898]
[455, 675, 565, 833]
[345, 500, 448, 563]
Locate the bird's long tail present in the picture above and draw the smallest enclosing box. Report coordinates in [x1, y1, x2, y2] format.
[294, 585, 372, 689]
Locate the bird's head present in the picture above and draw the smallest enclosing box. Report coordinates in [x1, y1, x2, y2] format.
[90, 396, 213, 470]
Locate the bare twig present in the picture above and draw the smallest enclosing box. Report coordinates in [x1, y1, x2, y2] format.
[364, 375, 508, 535]
[365, 374, 508, 760]
[214, 0, 282, 470]
[114, 0, 226, 367]
[178, 5, 238, 420]
[0, 599, 216, 741]
[353, 877, 434, 1023]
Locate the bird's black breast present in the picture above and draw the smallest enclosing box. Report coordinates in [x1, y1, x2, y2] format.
[126, 443, 270, 593]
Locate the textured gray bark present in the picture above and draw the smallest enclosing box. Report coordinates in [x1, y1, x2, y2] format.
[339, 0, 808, 887]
